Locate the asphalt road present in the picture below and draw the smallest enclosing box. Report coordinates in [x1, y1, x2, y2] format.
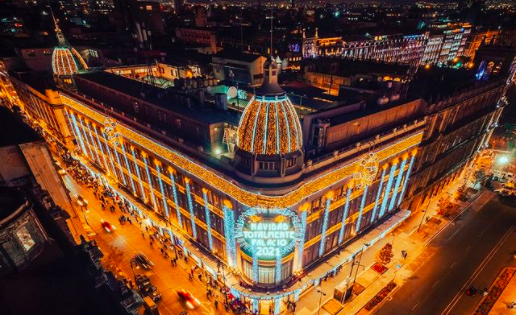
[376, 195, 516, 315]
[62, 174, 224, 315]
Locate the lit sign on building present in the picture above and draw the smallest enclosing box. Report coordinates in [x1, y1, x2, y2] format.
[236, 208, 301, 259]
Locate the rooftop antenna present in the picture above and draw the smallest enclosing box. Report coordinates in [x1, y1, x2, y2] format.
[270, 0, 274, 56]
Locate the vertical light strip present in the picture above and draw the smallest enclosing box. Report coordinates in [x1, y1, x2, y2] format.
[379, 162, 398, 218]
[142, 155, 157, 209]
[318, 197, 332, 257]
[169, 169, 183, 228]
[274, 298, 281, 315]
[113, 142, 127, 185]
[69, 112, 88, 156]
[397, 154, 416, 206]
[371, 167, 387, 222]
[93, 127, 112, 175]
[274, 102, 280, 153]
[202, 189, 213, 250]
[102, 133, 120, 181]
[120, 142, 137, 194]
[275, 253, 282, 283]
[76, 117, 95, 158]
[262, 103, 270, 154]
[184, 179, 197, 239]
[131, 147, 146, 200]
[156, 163, 170, 218]
[296, 210, 307, 270]
[338, 187, 353, 244]
[279, 102, 292, 151]
[389, 157, 408, 212]
[85, 121, 103, 167]
[355, 185, 369, 232]
[223, 203, 237, 267]
[252, 250, 259, 282]
[250, 101, 263, 153]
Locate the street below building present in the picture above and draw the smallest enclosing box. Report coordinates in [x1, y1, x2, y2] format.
[61, 172, 227, 315]
[376, 196, 516, 315]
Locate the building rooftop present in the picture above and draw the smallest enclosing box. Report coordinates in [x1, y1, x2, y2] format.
[213, 50, 262, 63]
[74, 71, 238, 125]
[0, 186, 26, 222]
[0, 106, 41, 147]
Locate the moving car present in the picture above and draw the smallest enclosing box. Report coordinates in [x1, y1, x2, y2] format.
[177, 289, 200, 309]
[100, 219, 116, 233]
[74, 194, 89, 208]
[133, 252, 154, 270]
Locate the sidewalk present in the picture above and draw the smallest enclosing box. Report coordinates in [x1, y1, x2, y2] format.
[488, 268, 516, 315]
[295, 178, 493, 315]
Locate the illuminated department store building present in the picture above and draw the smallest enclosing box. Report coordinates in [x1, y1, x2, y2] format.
[8, 29, 427, 312]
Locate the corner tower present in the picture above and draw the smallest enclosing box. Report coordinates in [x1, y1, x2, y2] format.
[235, 58, 304, 186]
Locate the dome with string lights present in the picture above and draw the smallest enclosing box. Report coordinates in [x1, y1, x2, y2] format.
[236, 59, 302, 155]
[51, 22, 88, 77]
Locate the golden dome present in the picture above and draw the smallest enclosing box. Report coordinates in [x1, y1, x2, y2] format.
[237, 59, 302, 155]
[52, 46, 88, 77]
[237, 95, 302, 155]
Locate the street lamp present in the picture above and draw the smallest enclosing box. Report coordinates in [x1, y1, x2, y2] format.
[316, 287, 327, 315]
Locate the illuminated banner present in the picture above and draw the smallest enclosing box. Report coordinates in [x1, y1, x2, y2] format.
[236, 208, 301, 259]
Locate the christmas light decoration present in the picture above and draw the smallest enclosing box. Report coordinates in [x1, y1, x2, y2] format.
[102, 132, 121, 181]
[84, 120, 104, 167]
[184, 179, 197, 239]
[389, 157, 408, 212]
[371, 167, 387, 221]
[131, 147, 146, 200]
[120, 142, 137, 194]
[156, 163, 170, 218]
[223, 204, 237, 267]
[113, 142, 127, 185]
[61, 95, 423, 209]
[69, 112, 88, 156]
[296, 210, 307, 270]
[235, 208, 301, 258]
[398, 153, 416, 206]
[252, 250, 258, 282]
[275, 253, 282, 283]
[355, 185, 369, 232]
[237, 94, 302, 155]
[52, 47, 87, 77]
[142, 155, 157, 209]
[379, 162, 398, 218]
[76, 116, 95, 158]
[91, 124, 111, 174]
[318, 198, 332, 257]
[169, 171, 183, 228]
[202, 189, 213, 250]
[338, 187, 353, 244]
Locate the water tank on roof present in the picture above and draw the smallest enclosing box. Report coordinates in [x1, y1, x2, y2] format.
[215, 93, 228, 111]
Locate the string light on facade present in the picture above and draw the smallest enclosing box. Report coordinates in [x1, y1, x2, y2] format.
[389, 156, 408, 212]
[142, 154, 157, 209]
[168, 168, 183, 228]
[397, 152, 417, 206]
[318, 193, 333, 257]
[338, 186, 353, 244]
[121, 142, 137, 194]
[379, 161, 398, 218]
[131, 147, 146, 201]
[202, 189, 213, 251]
[184, 178, 197, 239]
[156, 162, 170, 218]
[371, 167, 387, 221]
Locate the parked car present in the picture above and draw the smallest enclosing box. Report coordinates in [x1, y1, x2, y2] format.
[177, 289, 200, 309]
[135, 274, 161, 302]
[133, 252, 154, 270]
[494, 188, 516, 197]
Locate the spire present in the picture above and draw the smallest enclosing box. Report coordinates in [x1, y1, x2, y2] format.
[50, 5, 67, 46]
